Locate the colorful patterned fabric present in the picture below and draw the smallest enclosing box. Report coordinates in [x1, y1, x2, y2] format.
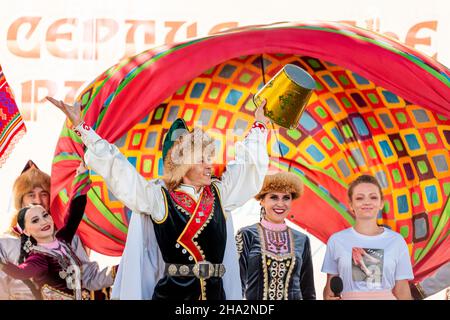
[50, 21, 449, 283]
[0, 65, 26, 167]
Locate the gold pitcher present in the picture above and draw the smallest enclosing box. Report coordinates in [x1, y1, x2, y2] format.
[253, 64, 316, 129]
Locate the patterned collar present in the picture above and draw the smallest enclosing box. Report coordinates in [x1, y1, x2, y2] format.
[261, 218, 288, 231]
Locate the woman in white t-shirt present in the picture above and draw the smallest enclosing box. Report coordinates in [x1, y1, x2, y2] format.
[321, 174, 413, 300]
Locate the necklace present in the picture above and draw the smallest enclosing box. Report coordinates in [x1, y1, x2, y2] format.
[267, 230, 287, 248]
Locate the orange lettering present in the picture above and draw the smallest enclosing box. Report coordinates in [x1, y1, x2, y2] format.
[7, 17, 41, 58]
[21, 80, 33, 121]
[187, 22, 197, 38]
[406, 21, 437, 58]
[46, 18, 78, 59]
[64, 81, 84, 104]
[34, 80, 57, 104]
[82, 19, 118, 60]
[337, 21, 357, 27]
[365, 18, 380, 32]
[124, 20, 155, 57]
[95, 18, 119, 43]
[83, 19, 96, 60]
[165, 21, 185, 44]
[208, 22, 239, 35]
[382, 32, 400, 41]
[21, 79, 80, 121]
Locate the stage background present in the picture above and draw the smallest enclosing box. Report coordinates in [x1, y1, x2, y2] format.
[0, 0, 448, 299]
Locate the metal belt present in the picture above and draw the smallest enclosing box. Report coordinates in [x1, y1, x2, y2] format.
[164, 261, 226, 279]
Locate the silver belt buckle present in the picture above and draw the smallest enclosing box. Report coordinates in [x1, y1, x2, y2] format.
[192, 261, 214, 279]
[167, 264, 178, 276]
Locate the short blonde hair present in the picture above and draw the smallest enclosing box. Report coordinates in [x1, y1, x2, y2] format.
[163, 127, 215, 190]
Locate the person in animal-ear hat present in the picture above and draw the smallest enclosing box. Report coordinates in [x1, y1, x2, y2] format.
[0, 160, 117, 300]
[48, 95, 270, 300]
[9, 160, 51, 237]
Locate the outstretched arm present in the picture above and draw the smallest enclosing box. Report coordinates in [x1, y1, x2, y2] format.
[81, 262, 117, 291]
[0, 255, 48, 281]
[219, 101, 270, 211]
[47, 97, 166, 221]
[56, 162, 90, 243]
[70, 235, 117, 291]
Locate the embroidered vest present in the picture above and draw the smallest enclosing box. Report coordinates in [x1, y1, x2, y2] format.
[257, 224, 296, 300]
[31, 241, 84, 300]
[154, 183, 227, 264]
[151, 183, 227, 300]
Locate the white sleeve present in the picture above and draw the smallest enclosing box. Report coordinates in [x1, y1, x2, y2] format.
[222, 211, 244, 299]
[71, 236, 114, 290]
[420, 262, 450, 297]
[321, 235, 339, 275]
[74, 122, 166, 221]
[395, 237, 414, 280]
[0, 242, 10, 299]
[219, 122, 269, 211]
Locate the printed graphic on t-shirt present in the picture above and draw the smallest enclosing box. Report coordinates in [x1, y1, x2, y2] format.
[351, 247, 384, 289]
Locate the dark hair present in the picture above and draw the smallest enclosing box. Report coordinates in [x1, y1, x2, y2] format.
[348, 174, 384, 201]
[17, 206, 30, 231]
[17, 206, 37, 264]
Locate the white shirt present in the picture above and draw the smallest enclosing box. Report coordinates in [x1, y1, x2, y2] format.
[75, 122, 269, 221]
[177, 184, 203, 202]
[321, 227, 414, 292]
[74, 121, 269, 299]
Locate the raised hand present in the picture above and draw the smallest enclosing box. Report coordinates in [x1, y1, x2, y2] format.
[324, 293, 342, 300]
[255, 98, 270, 126]
[46, 96, 82, 127]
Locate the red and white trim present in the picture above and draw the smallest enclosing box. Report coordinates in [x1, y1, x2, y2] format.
[74, 121, 92, 137]
[252, 121, 267, 133]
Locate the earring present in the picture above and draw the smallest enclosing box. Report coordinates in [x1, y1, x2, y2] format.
[260, 207, 266, 221]
[23, 237, 33, 253]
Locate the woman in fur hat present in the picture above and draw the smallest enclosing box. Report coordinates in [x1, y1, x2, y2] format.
[47, 96, 270, 300]
[0, 161, 117, 300]
[236, 172, 316, 300]
[0, 164, 91, 299]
